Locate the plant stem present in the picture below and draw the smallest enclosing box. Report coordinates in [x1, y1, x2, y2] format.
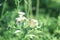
[24, 0, 28, 17]
[36, 0, 39, 19]
[28, 0, 33, 18]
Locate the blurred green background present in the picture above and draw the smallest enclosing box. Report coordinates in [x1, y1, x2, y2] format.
[0, 0, 60, 40]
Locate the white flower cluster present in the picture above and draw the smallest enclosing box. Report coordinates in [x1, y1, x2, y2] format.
[16, 12, 39, 28]
[16, 12, 26, 23]
[29, 19, 38, 28]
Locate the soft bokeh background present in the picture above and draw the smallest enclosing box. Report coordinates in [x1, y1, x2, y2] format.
[0, 0, 60, 40]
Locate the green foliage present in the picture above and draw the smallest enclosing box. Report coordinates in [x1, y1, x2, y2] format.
[0, 0, 60, 40]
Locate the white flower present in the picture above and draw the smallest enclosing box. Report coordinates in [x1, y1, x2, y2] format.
[29, 19, 38, 28]
[16, 16, 27, 24]
[18, 12, 25, 15]
[21, 16, 26, 21]
[19, 15, 23, 17]
[32, 19, 38, 26]
[16, 17, 21, 23]
[14, 30, 21, 33]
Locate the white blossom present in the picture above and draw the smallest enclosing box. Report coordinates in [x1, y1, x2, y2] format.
[19, 15, 23, 17]
[18, 12, 25, 15]
[16, 16, 27, 24]
[16, 17, 21, 23]
[32, 19, 38, 26]
[29, 19, 38, 28]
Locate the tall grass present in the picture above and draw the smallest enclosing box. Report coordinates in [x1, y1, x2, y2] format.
[24, 0, 29, 17]
[1, 0, 7, 20]
[36, 0, 39, 19]
[24, 0, 33, 18]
